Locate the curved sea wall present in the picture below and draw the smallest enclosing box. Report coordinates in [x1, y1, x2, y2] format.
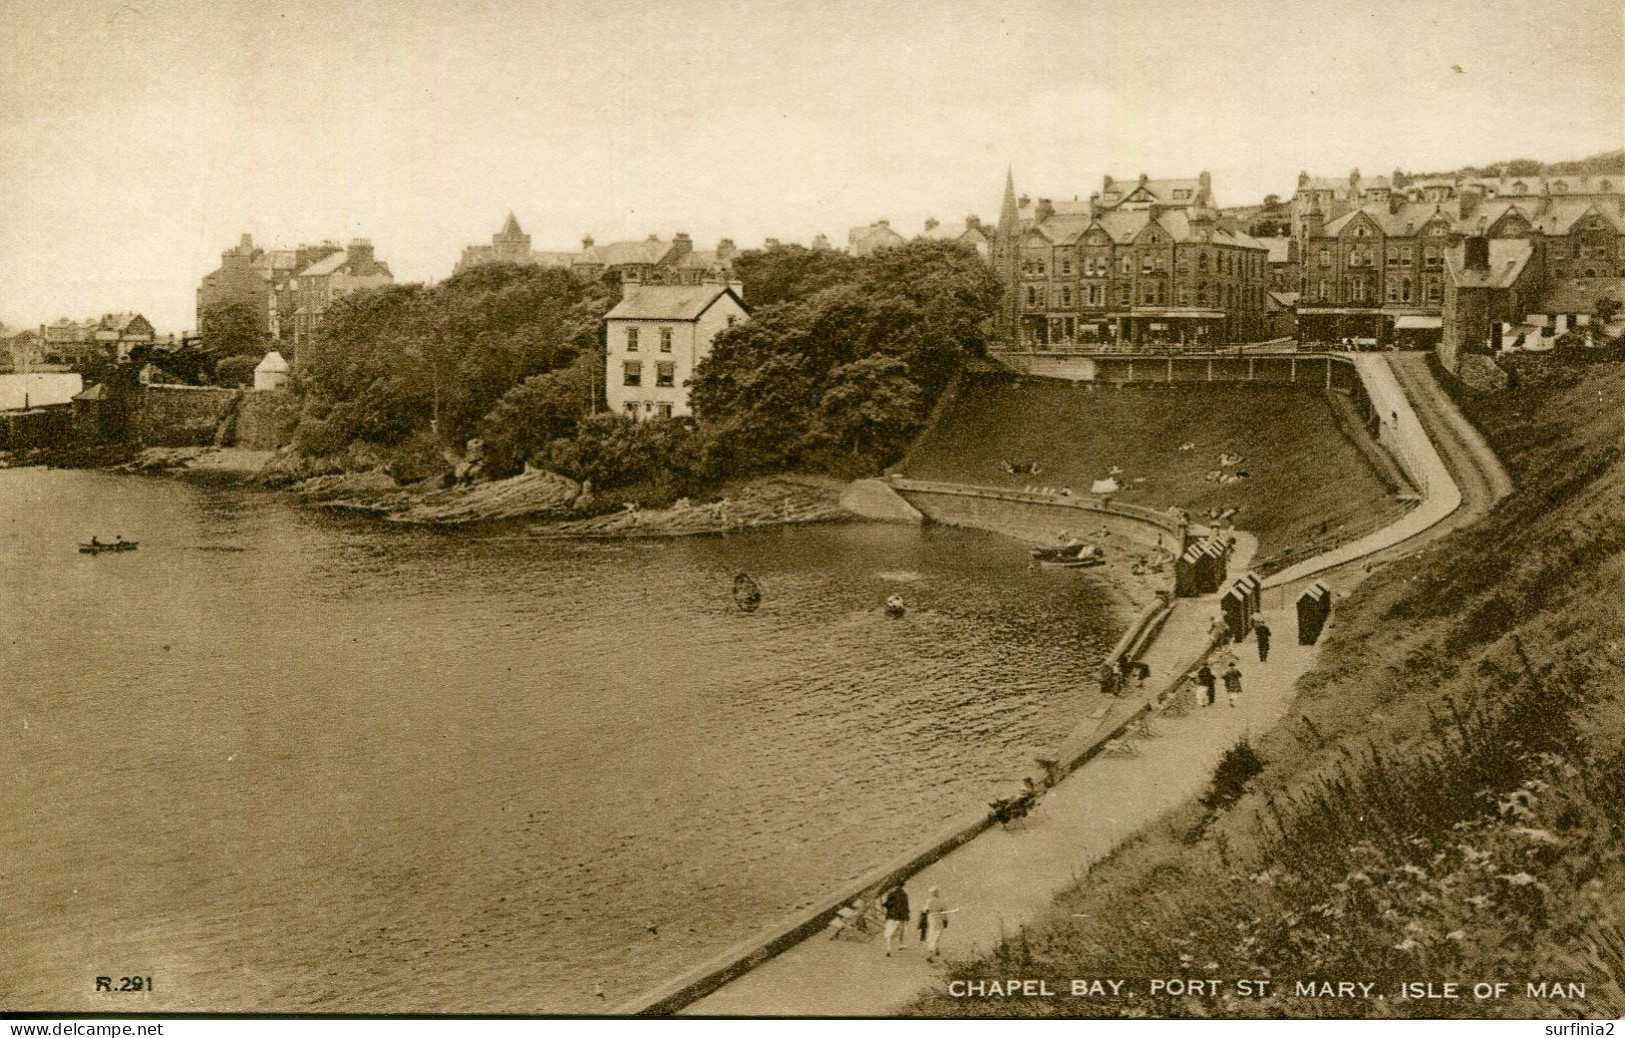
[888, 478, 1188, 554]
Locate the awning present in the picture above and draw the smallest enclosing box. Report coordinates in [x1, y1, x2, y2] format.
[1395, 315, 1442, 330]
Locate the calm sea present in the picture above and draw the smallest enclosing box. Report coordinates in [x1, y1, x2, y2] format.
[0, 468, 1123, 1013]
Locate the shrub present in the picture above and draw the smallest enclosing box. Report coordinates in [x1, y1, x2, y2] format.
[214, 354, 261, 387]
[1201, 736, 1266, 811]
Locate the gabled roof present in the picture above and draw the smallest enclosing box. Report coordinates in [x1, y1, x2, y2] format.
[300, 252, 351, 277]
[1097, 176, 1207, 209]
[577, 238, 672, 267]
[1445, 239, 1534, 289]
[606, 284, 746, 322]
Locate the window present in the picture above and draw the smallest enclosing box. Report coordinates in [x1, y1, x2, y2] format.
[626, 327, 639, 352]
[1317, 280, 1328, 302]
[1119, 285, 1131, 306]
[1061, 286, 1073, 306]
[1154, 255, 1166, 272]
[659, 327, 673, 352]
[1119, 256, 1132, 274]
[1401, 278, 1412, 303]
[1061, 258, 1073, 275]
[1427, 281, 1441, 302]
[623, 361, 642, 386]
[1178, 287, 1190, 305]
[1318, 246, 1331, 267]
[657, 403, 673, 418]
[1425, 247, 1440, 269]
[1025, 286, 1038, 306]
[1196, 283, 1208, 305]
[1198, 253, 1209, 273]
[656, 362, 675, 387]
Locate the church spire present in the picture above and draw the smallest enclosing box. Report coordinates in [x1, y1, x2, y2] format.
[999, 167, 1019, 232]
[996, 168, 1021, 349]
[499, 211, 524, 238]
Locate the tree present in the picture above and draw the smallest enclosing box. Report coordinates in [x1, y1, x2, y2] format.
[690, 239, 999, 475]
[732, 243, 859, 308]
[476, 353, 600, 478]
[814, 356, 922, 459]
[1595, 295, 1622, 327]
[291, 263, 612, 454]
[214, 355, 260, 387]
[199, 300, 264, 358]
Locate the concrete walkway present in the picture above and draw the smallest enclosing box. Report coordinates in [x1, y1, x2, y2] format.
[688, 608, 1310, 1016]
[1262, 354, 1460, 589]
[661, 352, 1501, 1017]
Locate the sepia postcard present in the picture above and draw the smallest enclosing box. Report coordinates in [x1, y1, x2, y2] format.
[2, 0, 1623, 1030]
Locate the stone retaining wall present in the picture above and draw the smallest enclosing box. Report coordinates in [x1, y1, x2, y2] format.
[134, 384, 241, 447]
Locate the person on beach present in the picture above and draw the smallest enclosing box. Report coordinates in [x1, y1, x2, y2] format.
[1196, 663, 1217, 707]
[920, 887, 958, 962]
[1222, 661, 1243, 708]
[882, 886, 910, 956]
[1254, 621, 1273, 663]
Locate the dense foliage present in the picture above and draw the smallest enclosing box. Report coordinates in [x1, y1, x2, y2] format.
[691, 239, 1000, 476]
[199, 300, 266, 358]
[293, 263, 610, 456]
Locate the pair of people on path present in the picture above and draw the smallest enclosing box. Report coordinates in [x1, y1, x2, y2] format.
[882, 885, 955, 961]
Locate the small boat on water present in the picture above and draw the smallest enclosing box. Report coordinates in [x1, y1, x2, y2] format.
[79, 539, 139, 555]
[732, 572, 762, 612]
[1030, 541, 1105, 568]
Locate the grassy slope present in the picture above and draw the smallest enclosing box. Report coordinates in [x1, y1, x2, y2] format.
[900, 377, 1408, 564]
[910, 361, 1625, 1019]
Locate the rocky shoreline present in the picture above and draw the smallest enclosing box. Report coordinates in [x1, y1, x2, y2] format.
[64, 444, 857, 537]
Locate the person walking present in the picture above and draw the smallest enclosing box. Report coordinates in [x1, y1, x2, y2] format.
[1222, 661, 1243, 708]
[1254, 621, 1273, 663]
[1196, 663, 1217, 707]
[881, 886, 910, 956]
[921, 886, 958, 962]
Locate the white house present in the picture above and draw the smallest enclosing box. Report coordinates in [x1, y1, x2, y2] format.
[604, 281, 748, 419]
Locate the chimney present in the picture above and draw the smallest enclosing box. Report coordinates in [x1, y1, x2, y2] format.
[876, 218, 890, 227]
[646, 233, 660, 243]
[1297, 171, 1310, 189]
[582, 234, 595, 250]
[965, 215, 981, 230]
[1018, 194, 1031, 208]
[765, 237, 781, 249]
[346, 238, 375, 272]
[671, 232, 693, 257]
[1199, 171, 1212, 199]
[1035, 199, 1054, 222]
[1137, 173, 1149, 188]
[1390, 195, 1403, 215]
[1460, 184, 1482, 218]
[716, 238, 736, 260]
[924, 217, 940, 232]
[811, 234, 830, 250]
[239, 233, 254, 251]
[1464, 235, 1489, 272]
[1349, 168, 1361, 196]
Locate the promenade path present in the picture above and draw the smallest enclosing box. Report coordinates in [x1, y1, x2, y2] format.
[665, 352, 1504, 1017]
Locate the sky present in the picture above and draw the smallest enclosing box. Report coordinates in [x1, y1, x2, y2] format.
[2, 0, 1622, 333]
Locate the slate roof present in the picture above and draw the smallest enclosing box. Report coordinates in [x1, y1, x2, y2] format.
[577, 238, 672, 267]
[1097, 176, 1206, 208]
[606, 284, 745, 322]
[1445, 239, 1534, 289]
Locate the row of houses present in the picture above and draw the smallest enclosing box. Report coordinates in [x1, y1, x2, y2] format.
[1236, 170, 1625, 362]
[195, 235, 394, 357]
[1, 313, 163, 373]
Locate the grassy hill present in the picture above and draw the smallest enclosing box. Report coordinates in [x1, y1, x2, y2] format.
[910, 360, 1625, 1019]
[1396, 149, 1624, 184]
[900, 376, 1409, 564]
